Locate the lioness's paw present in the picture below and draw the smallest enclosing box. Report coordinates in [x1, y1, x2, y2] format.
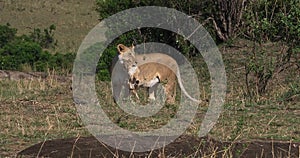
[148, 96, 156, 100]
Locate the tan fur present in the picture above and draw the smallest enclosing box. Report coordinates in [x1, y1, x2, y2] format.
[130, 62, 177, 104]
[117, 44, 201, 104]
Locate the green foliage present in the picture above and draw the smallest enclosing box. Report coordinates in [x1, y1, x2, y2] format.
[96, 0, 208, 80]
[0, 23, 17, 48]
[97, 0, 300, 45]
[244, 0, 300, 45]
[96, 0, 192, 20]
[280, 83, 300, 102]
[94, 0, 248, 80]
[242, 0, 300, 96]
[34, 52, 76, 72]
[245, 48, 275, 96]
[96, 0, 218, 39]
[0, 39, 42, 70]
[95, 0, 300, 82]
[278, 0, 300, 45]
[0, 24, 74, 74]
[29, 24, 57, 49]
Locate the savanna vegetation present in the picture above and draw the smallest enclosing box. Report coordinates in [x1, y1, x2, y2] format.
[94, 0, 300, 142]
[1, 0, 299, 157]
[0, 24, 75, 73]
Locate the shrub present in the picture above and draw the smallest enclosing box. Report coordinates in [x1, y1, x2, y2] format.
[243, 0, 300, 97]
[29, 24, 57, 49]
[94, 0, 249, 80]
[0, 23, 17, 48]
[0, 24, 74, 74]
[244, 0, 300, 44]
[0, 39, 43, 70]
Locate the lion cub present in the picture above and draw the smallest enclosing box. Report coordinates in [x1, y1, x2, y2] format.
[129, 62, 177, 104]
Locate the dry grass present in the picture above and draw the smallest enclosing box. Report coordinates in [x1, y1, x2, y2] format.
[1, 40, 300, 157]
[0, 1, 299, 157]
[0, 73, 89, 156]
[0, 41, 299, 157]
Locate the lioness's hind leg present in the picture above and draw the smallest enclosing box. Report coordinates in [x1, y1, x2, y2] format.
[165, 75, 176, 104]
[146, 77, 160, 101]
[148, 83, 158, 100]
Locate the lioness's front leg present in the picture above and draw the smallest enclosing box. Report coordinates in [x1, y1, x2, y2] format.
[128, 78, 140, 100]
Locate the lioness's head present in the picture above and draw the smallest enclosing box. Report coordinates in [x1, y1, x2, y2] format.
[117, 44, 136, 65]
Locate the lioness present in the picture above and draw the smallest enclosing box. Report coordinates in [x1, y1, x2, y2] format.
[110, 45, 178, 103]
[117, 44, 201, 104]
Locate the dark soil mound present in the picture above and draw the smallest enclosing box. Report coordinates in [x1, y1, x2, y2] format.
[17, 135, 299, 158]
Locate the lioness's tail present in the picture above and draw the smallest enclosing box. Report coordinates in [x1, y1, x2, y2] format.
[176, 70, 202, 104]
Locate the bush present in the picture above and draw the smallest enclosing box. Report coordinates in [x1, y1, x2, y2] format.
[0, 23, 17, 48]
[242, 0, 300, 97]
[0, 24, 74, 74]
[94, 0, 299, 83]
[29, 24, 57, 49]
[0, 39, 42, 70]
[94, 0, 250, 80]
[244, 0, 300, 44]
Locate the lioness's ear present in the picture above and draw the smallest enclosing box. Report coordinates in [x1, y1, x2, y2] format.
[117, 44, 128, 54]
[130, 44, 135, 50]
[130, 44, 135, 56]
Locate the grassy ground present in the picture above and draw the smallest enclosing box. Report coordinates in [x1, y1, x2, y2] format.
[0, 71, 90, 156]
[1, 40, 299, 157]
[211, 40, 300, 142]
